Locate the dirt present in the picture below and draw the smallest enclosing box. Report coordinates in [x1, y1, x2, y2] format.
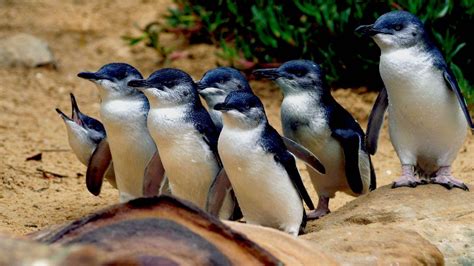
[0, 0, 472, 236]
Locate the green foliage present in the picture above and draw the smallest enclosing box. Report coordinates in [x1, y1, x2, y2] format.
[136, 0, 474, 103]
[123, 22, 173, 64]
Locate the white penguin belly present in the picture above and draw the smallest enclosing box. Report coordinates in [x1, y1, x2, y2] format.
[380, 47, 467, 172]
[281, 96, 366, 198]
[218, 125, 303, 234]
[101, 98, 156, 200]
[66, 122, 95, 165]
[148, 107, 222, 213]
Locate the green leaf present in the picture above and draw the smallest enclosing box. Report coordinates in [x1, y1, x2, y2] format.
[436, 3, 450, 18]
[450, 42, 466, 59]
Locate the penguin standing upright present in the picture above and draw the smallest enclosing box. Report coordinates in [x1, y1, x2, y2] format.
[254, 60, 376, 219]
[356, 11, 472, 190]
[78, 63, 164, 202]
[215, 91, 314, 235]
[128, 68, 239, 219]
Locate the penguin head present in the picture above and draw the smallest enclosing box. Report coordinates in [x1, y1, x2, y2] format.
[214, 91, 266, 129]
[355, 11, 427, 50]
[128, 68, 198, 107]
[197, 67, 252, 108]
[253, 60, 326, 95]
[77, 63, 143, 98]
[56, 93, 106, 144]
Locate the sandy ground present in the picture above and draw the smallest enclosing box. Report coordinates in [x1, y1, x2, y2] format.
[1, 0, 472, 236]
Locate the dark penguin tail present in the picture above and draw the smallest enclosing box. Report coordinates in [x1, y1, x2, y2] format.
[299, 210, 307, 235]
[369, 155, 377, 191]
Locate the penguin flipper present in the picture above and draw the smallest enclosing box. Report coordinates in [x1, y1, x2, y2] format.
[332, 129, 364, 194]
[274, 152, 315, 210]
[205, 168, 231, 217]
[443, 70, 474, 133]
[143, 151, 165, 197]
[366, 87, 388, 155]
[282, 136, 326, 174]
[86, 138, 112, 196]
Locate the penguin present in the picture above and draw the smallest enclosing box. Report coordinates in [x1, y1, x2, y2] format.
[214, 91, 315, 235]
[253, 60, 376, 219]
[197, 67, 253, 132]
[127, 68, 239, 220]
[197, 67, 325, 216]
[197, 67, 325, 173]
[77, 63, 165, 202]
[55, 93, 116, 190]
[356, 11, 472, 190]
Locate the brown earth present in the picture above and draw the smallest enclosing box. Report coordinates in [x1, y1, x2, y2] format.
[0, 0, 473, 236]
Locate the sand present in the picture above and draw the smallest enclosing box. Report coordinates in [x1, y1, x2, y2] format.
[1, 0, 472, 235]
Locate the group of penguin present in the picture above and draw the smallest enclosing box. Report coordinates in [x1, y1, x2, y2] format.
[56, 11, 472, 236]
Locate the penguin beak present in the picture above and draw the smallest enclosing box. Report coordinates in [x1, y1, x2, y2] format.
[195, 81, 206, 92]
[70, 93, 84, 126]
[55, 94, 85, 126]
[55, 108, 71, 121]
[355, 24, 389, 36]
[214, 103, 232, 112]
[77, 72, 107, 81]
[355, 24, 374, 36]
[252, 69, 281, 80]
[128, 79, 151, 90]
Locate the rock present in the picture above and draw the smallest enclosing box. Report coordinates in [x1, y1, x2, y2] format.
[302, 225, 443, 265]
[30, 195, 338, 265]
[306, 184, 473, 265]
[32, 196, 282, 265]
[0, 33, 56, 68]
[226, 221, 338, 265]
[0, 235, 137, 265]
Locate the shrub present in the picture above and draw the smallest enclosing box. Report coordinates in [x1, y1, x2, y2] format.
[129, 0, 474, 103]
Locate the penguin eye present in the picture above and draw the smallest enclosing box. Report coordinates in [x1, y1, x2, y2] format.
[166, 80, 179, 88]
[295, 71, 305, 77]
[394, 25, 403, 31]
[289, 69, 306, 77]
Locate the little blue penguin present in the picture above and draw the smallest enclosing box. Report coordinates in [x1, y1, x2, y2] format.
[356, 11, 472, 190]
[254, 60, 376, 219]
[197, 67, 324, 216]
[214, 91, 315, 235]
[78, 63, 164, 202]
[196, 67, 252, 132]
[197, 67, 326, 174]
[127, 68, 238, 220]
[55, 93, 116, 191]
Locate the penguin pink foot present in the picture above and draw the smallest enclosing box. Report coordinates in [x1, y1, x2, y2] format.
[392, 165, 425, 188]
[431, 166, 469, 191]
[307, 196, 330, 220]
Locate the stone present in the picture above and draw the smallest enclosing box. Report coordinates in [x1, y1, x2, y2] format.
[306, 184, 473, 265]
[32, 196, 283, 265]
[226, 221, 338, 265]
[302, 225, 444, 265]
[0, 234, 137, 265]
[0, 33, 56, 68]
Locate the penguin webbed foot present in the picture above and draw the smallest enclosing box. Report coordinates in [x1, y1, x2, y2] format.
[307, 208, 330, 220]
[431, 167, 469, 191]
[392, 165, 425, 189]
[391, 177, 425, 188]
[306, 196, 330, 220]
